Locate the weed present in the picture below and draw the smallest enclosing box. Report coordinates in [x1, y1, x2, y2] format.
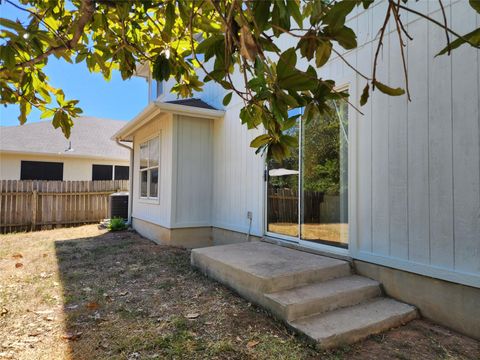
[108, 217, 127, 231]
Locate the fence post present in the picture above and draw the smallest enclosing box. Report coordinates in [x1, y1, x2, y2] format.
[31, 190, 38, 231]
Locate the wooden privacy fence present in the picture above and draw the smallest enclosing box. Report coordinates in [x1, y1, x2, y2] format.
[267, 188, 342, 224]
[0, 180, 129, 234]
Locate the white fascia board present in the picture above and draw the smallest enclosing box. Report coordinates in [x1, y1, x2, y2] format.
[112, 101, 225, 142]
[154, 101, 225, 119]
[112, 102, 160, 142]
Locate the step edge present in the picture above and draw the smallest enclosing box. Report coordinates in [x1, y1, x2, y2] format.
[264, 277, 381, 305]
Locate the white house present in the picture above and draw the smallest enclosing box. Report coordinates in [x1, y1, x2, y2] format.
[0, 117, 130, 181]
[114, 1, 480, 341]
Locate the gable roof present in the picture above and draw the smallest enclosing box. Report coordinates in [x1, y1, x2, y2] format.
[113, 99, 225, 142]
[165, 98, 217, 110]
[0, 117, 130, 161]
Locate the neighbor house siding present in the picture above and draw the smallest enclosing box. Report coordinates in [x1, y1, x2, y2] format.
[0, 152, 129, 181]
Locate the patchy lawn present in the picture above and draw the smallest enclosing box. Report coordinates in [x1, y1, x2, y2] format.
[0, 225, 478, 360]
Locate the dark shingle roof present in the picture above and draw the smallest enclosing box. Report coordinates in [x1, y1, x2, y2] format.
[0, 117, 129, 160]
[165, 98, 217, 110]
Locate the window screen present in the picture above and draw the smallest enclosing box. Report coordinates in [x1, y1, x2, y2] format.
[139, 135, 160, 199]
[114, 166, 129, 180]
[20, 161, 63, 180]
[92, 164, 113, 180]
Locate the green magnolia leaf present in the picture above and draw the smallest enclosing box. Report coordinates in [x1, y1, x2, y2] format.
[303, 102, 320, 124]
[0, 45, 16, 68]
[373, 80, 405, 96]
[362, 0, 375, 9]
[152, 54, 171, 82]
[298, 32, 319, 60]
[469, 0, 480, 13]
[281, 115, 299, 130]
[18, 101, 31, 125]
[250, 134, 271, 148]
[333, 26, 357, 50]
[286, 0, 303, 27]
[277, 48, 297, 75]
[278, 72, 316, 91]
[164, 2, 175, 36]
[436, 28, 480, 56]
[222, 92, 233, 106]
[322, 0, 356, 31]
[360, 83, 369, 106]
[315, 41, 332, 67]
[0, 18, 25, 33]
[268, 142, 289, 161]
[253, 0, 271, 32]
[280, 134, 298, 148]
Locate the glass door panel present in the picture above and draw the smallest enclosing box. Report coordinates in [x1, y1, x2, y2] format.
[266, 118, 300, 239]
[301, 100, 348, 248]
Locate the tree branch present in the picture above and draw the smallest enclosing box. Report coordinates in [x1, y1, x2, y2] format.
[0, 0, 95, 74]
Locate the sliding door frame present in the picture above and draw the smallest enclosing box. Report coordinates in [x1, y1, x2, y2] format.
[264, 83, 352, 257]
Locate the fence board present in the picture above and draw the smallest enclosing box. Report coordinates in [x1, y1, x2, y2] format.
[0, 180, 128, 233]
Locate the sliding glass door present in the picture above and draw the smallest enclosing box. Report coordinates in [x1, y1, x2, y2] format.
[266, 100, 349, 249]
[266, 116, 300, 240]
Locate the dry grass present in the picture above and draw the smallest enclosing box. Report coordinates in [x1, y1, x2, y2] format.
[0, 225, 478, 360]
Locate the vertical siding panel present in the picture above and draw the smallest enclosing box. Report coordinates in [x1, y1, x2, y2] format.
[371, 11, 390, 256]
[451, 2, 480, 274]
[406, 16, 430, 264]
[355, 38, 373, 252]
[388, 30, 409, 259]
[428, 5, 454, 268]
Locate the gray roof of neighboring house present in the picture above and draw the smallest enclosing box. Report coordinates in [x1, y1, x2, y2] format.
[0, 117, 130, 160]
[165, 98, 217, 110]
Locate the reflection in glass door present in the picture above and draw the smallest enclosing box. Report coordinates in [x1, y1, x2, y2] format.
[265, 100, 348, 249]
[301, 100, 348, 248]
[266, 116, 300, 240]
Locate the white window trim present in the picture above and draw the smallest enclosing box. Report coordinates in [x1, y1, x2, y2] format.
[139, 133, 161, 202]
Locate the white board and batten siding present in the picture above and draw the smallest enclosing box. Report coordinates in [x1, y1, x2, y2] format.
[179, 0, 480, 287]
[171, 115, 214, 228]
[131, 112, 174, 228]
[342, 0, 480, 288]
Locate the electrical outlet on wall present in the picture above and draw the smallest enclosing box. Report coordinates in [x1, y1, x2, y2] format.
[247, 211, 253, 220]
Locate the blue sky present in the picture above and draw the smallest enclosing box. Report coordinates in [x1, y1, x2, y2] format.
[0, 1, 147, 127]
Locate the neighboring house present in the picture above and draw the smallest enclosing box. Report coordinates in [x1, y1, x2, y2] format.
[114, 1, 479, 341]
[0, 117, 130, 181]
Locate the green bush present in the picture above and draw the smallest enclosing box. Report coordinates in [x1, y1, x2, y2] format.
[108, 217, 127, 231]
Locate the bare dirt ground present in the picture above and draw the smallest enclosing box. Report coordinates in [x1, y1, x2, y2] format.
[0, 225, 478, 360]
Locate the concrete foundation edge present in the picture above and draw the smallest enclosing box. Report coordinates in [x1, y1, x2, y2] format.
[131, 217, 261, 248]
[354, 260, 480, 340]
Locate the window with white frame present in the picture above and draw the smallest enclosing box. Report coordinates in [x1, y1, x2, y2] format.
[139, 136, 160, 199]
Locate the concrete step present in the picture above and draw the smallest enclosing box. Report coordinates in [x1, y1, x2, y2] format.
[289, 297, 418, 349]
[264, 275, 382, 321]
[191, 242, 351, 306]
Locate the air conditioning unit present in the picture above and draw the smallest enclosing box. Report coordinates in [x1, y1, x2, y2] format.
[109, 192, 129, 220]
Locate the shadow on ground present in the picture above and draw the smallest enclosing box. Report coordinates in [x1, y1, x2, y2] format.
[53, 230, 321, 360]
[49, 228, 480, 360]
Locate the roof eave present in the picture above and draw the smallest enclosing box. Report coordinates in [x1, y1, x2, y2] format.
[112, 101, 225, 142]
